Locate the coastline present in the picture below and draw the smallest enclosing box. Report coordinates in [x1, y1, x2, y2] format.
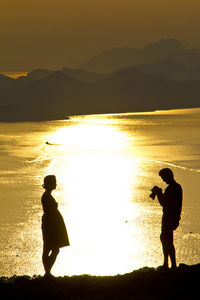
[1, 264, 200, 299]
[0, 106, 200, 123]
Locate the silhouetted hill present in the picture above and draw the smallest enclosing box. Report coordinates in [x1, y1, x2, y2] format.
[61, 67, 106, 82]
[0, 264, 200, 299]
[100, 67, 169, 83]
[191, 66, 200, 79]
[0, 70, 55, 90]
[22, 68, 105, 83]
[142, 38, 185, 60]
[182, 49, 200, 67]
[0, 72, 90, 121]
[80, 38, 200, 73]
[0, 74, 21, 90]
[24, 69, 55, 81]
[0, 68, 107, 91]
[1, 65, 200, 121]
[134, 60, 200, 81]
[81, 46, 139, 74]
[134, 60, 189, 81]
[93, 66, 200, 112]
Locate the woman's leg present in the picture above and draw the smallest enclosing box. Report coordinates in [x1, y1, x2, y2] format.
[48, 248, 60, 274]
[42, 244, 51, 275]
[42, 245, 60, 276]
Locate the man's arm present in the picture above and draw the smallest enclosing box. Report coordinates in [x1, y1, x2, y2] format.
[156, 188, 165, 206]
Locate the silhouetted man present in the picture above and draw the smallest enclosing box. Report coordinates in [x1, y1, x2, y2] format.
[151, 168, 182, 269]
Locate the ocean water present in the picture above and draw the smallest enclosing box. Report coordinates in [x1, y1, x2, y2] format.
[0, 107, 200, 277]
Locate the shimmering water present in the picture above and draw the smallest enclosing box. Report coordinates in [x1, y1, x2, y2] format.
[0, 108, 200, 276]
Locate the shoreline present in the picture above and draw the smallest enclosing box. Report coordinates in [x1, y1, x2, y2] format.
[0, 106, 200, 123]
[1, 264, 200, 299]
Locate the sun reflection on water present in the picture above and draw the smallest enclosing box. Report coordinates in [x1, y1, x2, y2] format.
[44, 119, 143, 275]
[48, 123, 127, 153]
[2, 111, 200, 276]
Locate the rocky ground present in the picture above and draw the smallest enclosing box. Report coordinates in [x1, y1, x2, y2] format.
[0, 264, 199, 299]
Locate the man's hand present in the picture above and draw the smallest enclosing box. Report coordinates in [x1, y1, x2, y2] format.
[150, 186, 162, 199]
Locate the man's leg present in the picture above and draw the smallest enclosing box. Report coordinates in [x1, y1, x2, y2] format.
[168, 230, 176, 269]
[160, 231, 169, 268]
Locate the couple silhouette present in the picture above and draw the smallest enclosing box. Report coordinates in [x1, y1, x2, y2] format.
[41, 168, 182, 277]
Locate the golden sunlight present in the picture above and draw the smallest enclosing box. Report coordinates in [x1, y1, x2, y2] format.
[47, 123, 126, 154]
[44, 119, 143, 275]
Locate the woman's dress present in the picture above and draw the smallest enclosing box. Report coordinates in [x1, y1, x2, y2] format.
[41, 192, 70, 249]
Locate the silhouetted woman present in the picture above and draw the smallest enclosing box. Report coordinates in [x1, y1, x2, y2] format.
[41, 175, 69, 277]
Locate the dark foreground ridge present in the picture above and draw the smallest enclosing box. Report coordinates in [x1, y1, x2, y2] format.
[0, 264, 199, 299]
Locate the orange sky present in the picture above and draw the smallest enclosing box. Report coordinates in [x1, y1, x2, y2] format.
[1, 0, 200, 71]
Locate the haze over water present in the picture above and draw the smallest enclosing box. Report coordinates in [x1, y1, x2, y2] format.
[0, 108, 200, 277]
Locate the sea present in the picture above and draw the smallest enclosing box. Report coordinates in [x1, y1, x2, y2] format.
[0, 107, 200, 277]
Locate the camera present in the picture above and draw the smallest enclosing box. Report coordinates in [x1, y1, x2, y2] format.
[149, 186, 160, 200]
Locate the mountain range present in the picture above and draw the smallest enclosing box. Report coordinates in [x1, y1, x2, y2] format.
[0, 38, 200, 121]
[81, 38, 200, 73]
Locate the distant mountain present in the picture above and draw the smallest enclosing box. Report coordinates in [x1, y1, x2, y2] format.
[21, 68, 106, 83]
[0, 66, 200, 122]
[0, 72, 89, 121]
[21, 67, 107, 83]
[0, 74, 22, 90]
[142, 38, 185, 59]
[134, 60, 190, 81]
[23, 69, 55, 81]
[0, 68, 107, 91]
[80, 38, 200, 73]
[61, 67, 106, 82]
[81, 47, 139, 74]
[93, 67, 200, 112]
[134, 60, 200, 81]
[0, 71, 55, 90]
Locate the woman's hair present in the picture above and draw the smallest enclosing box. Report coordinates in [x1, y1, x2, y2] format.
[42, 175, 56, 189]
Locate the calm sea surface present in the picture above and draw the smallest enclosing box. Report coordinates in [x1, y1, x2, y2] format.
[0, 108, 200, 276]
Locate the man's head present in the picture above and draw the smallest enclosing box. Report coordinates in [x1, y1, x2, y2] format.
[159, 168, 174, 184]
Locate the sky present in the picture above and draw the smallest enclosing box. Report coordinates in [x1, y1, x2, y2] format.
[1, 0, 200, 72]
